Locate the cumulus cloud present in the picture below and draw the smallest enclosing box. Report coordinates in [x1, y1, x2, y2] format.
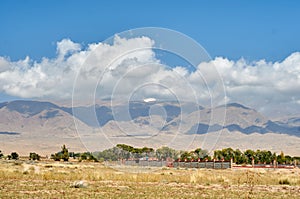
[0, 36, 299, 117]
[207, 53, 300, 116]
[56, 39, 81, 59]
[0, 36, 156, 100]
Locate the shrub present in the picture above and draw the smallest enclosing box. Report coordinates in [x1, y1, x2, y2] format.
[11, 152, 19, 160]
[79, 152, 98, 162]
[50, 144, 69, 161]
[61, 145, 69, 161]
[29, 152, 40, 161]
[51, 153, 62, 161]
[279, 179, 290, 185]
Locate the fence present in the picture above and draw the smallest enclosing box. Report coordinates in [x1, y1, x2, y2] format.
[121, 160, 167, 167]
[173, 161, 231, 169]
[232, 164, 298, 169]
[117, 159, 231, 169]
[112, 159, 298, 169]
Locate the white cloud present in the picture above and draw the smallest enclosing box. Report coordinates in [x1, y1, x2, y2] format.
[208, 53, 300, 117]
[56, 39, 81, 59]
[0, 57, 12, 73]
[0, 37, 299, 117]
[0, 36, 156, 101]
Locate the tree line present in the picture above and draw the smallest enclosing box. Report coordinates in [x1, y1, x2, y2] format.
[213, 148, 298, 164]
[0, 150, 40, 160]
[0, 150, 19, 160]
[57, 144, 300, 165]
[1, 145, 299, 165]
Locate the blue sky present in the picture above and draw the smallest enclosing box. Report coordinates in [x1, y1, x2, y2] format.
[0, 1, 300, 117]
[1, 0, 299, 61]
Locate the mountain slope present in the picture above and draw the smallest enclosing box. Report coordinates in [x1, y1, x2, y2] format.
[0, 100, 299, 155]
[0, 100, 88, 155]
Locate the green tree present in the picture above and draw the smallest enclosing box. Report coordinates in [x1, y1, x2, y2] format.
[256, 150, 272, 164]
[78, 152, 98, 162]
[141, 147, 154, 154]
[180, 151, 192, 161]
[29, 152, 40, 161]
[284, 155, 293, 164]
[222, 148, 235, 161]
[214, 150, 224, 160]
[194, 148, 209, 159]
[61, 145, 69, 161]
[50, 144, 69, 161]
[94, 147, 120, 161]
[277, 151, 286, 164]
[255, 150, 263, 164]
[214, 148, 235, 161]
[11, 152, 19, 160]
[234, 149, 247, 164]
[156, 146, 177, 160]
[244, 149, 256, 164]
[51, 153, 61, 161]
[80, 152, 88, 161]
[116, 144, 134, 153]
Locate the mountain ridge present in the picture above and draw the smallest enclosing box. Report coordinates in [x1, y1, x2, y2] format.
[0, 100, 299, 155]
[1, 100, 299, 136]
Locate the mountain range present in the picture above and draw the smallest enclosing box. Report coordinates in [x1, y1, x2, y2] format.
[0, 100, 299, 156]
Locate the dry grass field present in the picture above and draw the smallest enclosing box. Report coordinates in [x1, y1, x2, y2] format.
[0, 159, 299, 198]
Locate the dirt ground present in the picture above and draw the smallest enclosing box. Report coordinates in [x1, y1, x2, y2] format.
[0, 159, 299, 198]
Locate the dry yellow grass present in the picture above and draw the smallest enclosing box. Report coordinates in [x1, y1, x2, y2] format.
[0, 159, 299, 198]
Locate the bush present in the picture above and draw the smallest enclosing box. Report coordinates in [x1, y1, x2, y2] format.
[50, 144, 69, 161]
[51, 153, 62, 161]
[61, 145, 69, 161]
[29, 152, 40, 161]
[79, 152, 98, 162]
[11, 152, 19, 160]
[279, 179, 290, 185]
